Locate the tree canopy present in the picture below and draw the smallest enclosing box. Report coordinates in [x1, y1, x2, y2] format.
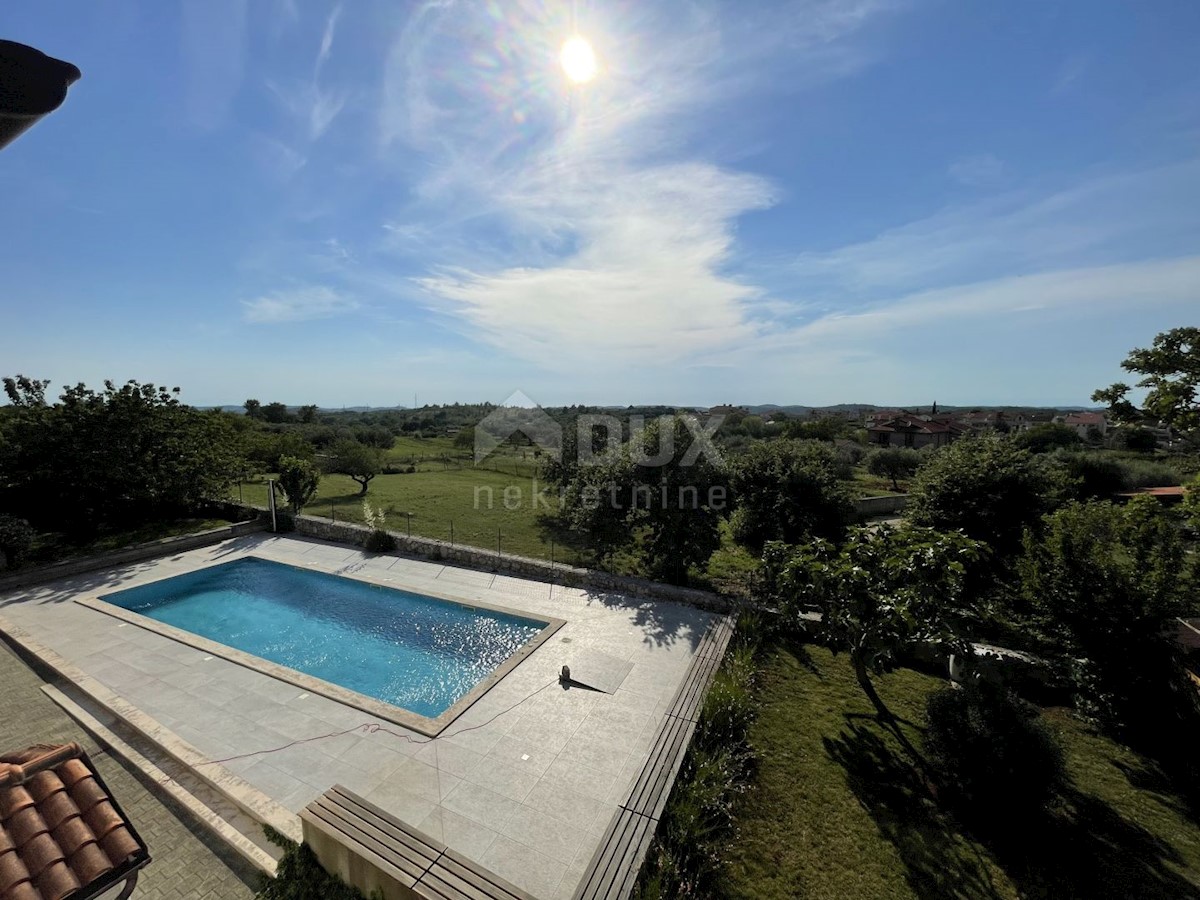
[1, 376, 243, 532]
[906, 435, 1073, 562]
[547, 416, 726, 585]
[1093, 326, 1200, 434]
[329, 439, 384, 494]
[728, 439, 855, 552]
[866, 446, 922, 491]
[275, 456, 321, 514]
[1021, 497, 1198, 739]
[761, 525, 982, 725]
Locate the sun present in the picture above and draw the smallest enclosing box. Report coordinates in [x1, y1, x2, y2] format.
[560, 35, 597, 84]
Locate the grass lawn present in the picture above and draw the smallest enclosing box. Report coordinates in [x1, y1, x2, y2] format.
[719, 643, 1200, 899]
[236, 468, 588, 565]
[27, 518, 231, 566]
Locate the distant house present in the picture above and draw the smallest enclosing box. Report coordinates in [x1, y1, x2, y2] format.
[867, 414, 965, 449]
[1056, 411, 1107, 438]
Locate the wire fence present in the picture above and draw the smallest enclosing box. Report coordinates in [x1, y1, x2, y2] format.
[229, 482, 589, 568]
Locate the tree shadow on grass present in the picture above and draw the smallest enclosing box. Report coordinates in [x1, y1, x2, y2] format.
[823, 723, 1006, 900]
[825, 720, 1200, 900]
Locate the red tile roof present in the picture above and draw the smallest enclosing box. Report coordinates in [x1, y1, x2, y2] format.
[1063, 412, 1105, 426]
[0, 744, 149, 900]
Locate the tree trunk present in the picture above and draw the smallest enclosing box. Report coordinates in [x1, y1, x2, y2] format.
[356, 478, 369, 494]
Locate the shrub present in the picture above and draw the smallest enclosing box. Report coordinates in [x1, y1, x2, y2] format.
[924, 679, 1065, 817]
[1059, 452, 1125, 499]
[1013, 422, 1082, 453]
[362, 501, 396, 552]
[1117, 458, 1180, 489]
[256, 827, 375, 900]
[364, 529, 396, 553]
[634, 612, 765, 898]
[0, 514, 35, 568]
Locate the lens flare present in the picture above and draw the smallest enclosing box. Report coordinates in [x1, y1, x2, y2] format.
[560, 35, 597, 83]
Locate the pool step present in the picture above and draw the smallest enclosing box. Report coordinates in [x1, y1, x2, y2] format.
[0, 617, 302, 875]
[42, 683, 281, 877]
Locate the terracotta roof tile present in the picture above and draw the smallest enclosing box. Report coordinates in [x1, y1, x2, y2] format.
[0, 743, 149, 900]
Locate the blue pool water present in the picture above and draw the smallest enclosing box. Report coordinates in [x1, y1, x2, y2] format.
[101, 558, 546, 718]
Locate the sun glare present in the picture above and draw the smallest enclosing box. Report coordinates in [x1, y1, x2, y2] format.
[560, 35, 597, 84]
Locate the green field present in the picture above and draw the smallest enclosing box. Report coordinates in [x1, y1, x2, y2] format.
[235, 467, 588, 565]
[719, 644, 1200, 899]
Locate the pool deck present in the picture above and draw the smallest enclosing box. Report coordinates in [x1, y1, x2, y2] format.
[0, 533, 717, 899]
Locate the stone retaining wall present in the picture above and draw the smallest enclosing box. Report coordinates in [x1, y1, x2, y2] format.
[855, 494, 909, 517]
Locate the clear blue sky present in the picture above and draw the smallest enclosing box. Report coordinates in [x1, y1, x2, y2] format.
[2, 1, 1197, 408]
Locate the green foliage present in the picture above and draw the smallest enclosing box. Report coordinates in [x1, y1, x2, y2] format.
[1013, 422, 1082, 453]
[1058, 451, 1126, 498]
[728, 439, 855, 553]
[1118, 426, 1160, 452]
[0, 514, 35, 567]
[549, 417, 726, 585]
[763, 525, 983, 720]
[362, 500, 396, 552]
[256, 828, 375, 900]
[243, 429, 314, 473]
[865, 447, 922, 491]
[1093, 326, 1200, 434]
[924, 679, 1065, 817]
[782, 416, 854, 441]
[1020, 498, 1198, 738]
[329, 439, 384, 494]
[276, 456, 321, 514]
[1184, 473, 1200, 531]
[907, 435, 1073, 561]
[635, 615, 763, 899]
[0, 376, 244, 533]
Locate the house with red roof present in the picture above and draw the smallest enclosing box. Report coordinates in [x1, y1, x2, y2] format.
[867, 414, 966, 449]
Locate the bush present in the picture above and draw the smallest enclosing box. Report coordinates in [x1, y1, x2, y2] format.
[1013, 422, 1082, 453]
[0, 514, 35, 568]
[924, 679, 1065, 817]
[1118, 458, 1180, 489]
[364, 529, 396, 553]
[634, 612, 764, 898]
[256, 828, 374, 900]
[1059, 452, 1125, 499]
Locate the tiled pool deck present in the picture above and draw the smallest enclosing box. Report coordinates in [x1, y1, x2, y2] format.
[0, 534, 716, 899]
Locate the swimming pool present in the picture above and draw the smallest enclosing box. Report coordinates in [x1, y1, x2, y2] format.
[99, 557, 553, 723]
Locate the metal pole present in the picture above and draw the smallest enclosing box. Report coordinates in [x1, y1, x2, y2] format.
[238, 482, 243, 504]
[450, 521, 454, 546]
[551, 540, 555, 567]
[267, 479, 277, 532]
[497, 527, 501, 558]
[331, 500, 335, 522]
[407, 512, 412, 536]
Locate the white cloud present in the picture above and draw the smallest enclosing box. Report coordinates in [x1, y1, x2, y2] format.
[381, 0, 892, 367]
[948, 153, 1008, 187]
[242, 286, 358, 323]
[786, 159, 1200, 301]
